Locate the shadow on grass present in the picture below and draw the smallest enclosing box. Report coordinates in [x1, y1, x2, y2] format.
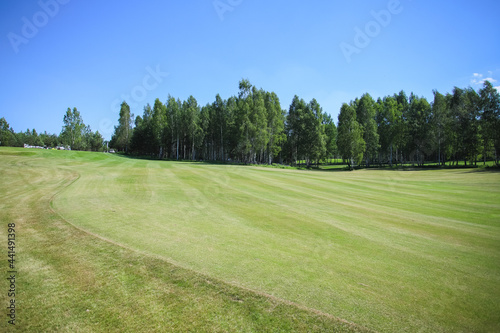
[455, 166, 500, 173]
[311, 164, 500, 173]
[112, 152, 253, 167]
[112, 153, 500, 173]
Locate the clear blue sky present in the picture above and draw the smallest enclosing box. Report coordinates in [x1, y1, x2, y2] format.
[1, 0, 499, 140]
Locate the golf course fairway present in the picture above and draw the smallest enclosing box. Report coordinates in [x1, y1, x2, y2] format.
[1, 147, 499, 332]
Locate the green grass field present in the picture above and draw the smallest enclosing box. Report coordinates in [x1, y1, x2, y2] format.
[1, 147, 499, 332]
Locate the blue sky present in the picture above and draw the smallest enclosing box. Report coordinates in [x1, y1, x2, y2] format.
[1, 0, 499, 140]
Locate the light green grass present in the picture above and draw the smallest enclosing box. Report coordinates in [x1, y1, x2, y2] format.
[2, 147, 500, 332]
[0, 147, 363, 332]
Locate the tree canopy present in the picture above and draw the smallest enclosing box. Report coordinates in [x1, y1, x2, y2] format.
[2, 79, 499, 167]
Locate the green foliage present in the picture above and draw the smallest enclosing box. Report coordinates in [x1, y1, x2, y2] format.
[39, 132, 59, 148]
[323, 113, 337, 161]
[376, 96, 402, 165]
[285, 96, 327, 165]
[285, 95, 307, 163]
[87, 130, 104, 152]
[337, 103, 365, 167]
[152, 98, 167, 158]
[0, 117, 18, 146]
[234, 82, 268, 162]
[166, 95, 182, 159]
[130, 104, 155, 155]
[355, 94, 379, 165]
[4, 79, 499, 166]
[110, 101, 133, 152]
[61, 107, 86, 149]
[446, 87, 482, 165]
[264, 91, 286, 163]
[406, 93, 432, 166]
[479, 81, 500, 164]
[430, 90, 450, 165]
[182, 95, 202, 160]
[304, 98, 327, 164]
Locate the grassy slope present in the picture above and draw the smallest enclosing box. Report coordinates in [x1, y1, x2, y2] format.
[2, 147, 500, 331]
[0, 148, 363, 332]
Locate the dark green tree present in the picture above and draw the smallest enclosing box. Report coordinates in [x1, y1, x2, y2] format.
[40, 131, 59, 148]
[183, 95, 202, 160]
[323, 113, 337, 163]
[479, 81, 500, 164]
[376, 96, 401, 166]
[251, 87, 270, 163]
[337, 103, 365, 169]
[152, 98, 167, 158]
[430, 91, 450, 165]
[234, 80, 268, 163]
[130, 104, 156, 155]
[463, 88, 481, 165]
[406, 94, 432, 166]
[110, 101, 133, 152]
[0, 118, 17, 146]
[285, 95, 307, 165]
[448, 87, 481, 165]
[394, 91, 409, 164]
[213, 94, 228, 161]
[61, 107, 85, 150]
[165, 96, 182, 159]
[264, 91, 286, 164]
[88, 131, 104, 151]
[304, 99, 326, 165]
[355, 94, 379, 166]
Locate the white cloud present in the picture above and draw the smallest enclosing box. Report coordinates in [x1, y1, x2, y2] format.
[471, 72, 498, 86]
[495, 86, 500, 92]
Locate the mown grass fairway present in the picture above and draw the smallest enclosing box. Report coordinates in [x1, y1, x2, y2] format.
[1, 147, 500, 332]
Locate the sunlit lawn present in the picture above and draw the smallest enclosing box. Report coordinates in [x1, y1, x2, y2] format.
[1, 147, 499, 332]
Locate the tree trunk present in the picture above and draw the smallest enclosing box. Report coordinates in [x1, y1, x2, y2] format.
[177, 135, 179, 161]
[438, 139, 441, 166]
[390, 143, 393, 167]
[220, 126, 224, 161]
[483, 146, 486, 165]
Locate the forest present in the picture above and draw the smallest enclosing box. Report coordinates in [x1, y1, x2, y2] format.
[0, 107, 104, 152]
[1, 79, 499, 167]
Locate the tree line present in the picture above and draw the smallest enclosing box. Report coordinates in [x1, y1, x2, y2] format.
[112, 79, 336, 165]
[0, 107, 104, 151]
[1, 79, 498, 167]
[111, 79, 499, 167]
